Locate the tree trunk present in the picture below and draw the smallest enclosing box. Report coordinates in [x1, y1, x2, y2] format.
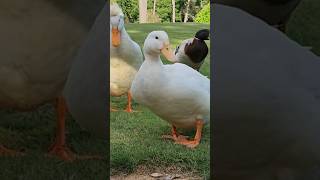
[153, 0, 156, 15]
[139, 0, 148, 23]
[172, 0, 175, 22]
[184, 0, 191, 23]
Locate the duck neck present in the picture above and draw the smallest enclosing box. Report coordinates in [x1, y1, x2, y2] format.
[120, 28, 129, 39]
[144, 53, 163, 66]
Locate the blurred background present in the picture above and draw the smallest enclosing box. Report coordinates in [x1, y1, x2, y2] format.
[111, 0, 210, 24]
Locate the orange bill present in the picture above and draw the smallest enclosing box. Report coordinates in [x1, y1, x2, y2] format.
[161, 44, 175, 62]
[112, 28, 120, 47]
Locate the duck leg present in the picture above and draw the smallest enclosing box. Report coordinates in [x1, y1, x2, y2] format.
[125, 91, 133, 113]
[174, 119, 204, 148]
[162, 125, 189, 141]
[124, 91, 141, 113]
[48, 96, 75, 161]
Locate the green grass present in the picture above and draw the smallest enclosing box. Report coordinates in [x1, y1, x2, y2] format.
[1, 0, 320, 178]
[111, 23, 211, 178]
[0, 105, 108, 180]
[287, 0, 320, 55]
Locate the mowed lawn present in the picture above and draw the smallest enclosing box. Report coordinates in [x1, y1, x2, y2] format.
[110, 23, 211, 178]
[0, 104, 108, 180]
[0, 0, 319, 179]
[287, 0, 320, 55]
[110, 0, 320, 176]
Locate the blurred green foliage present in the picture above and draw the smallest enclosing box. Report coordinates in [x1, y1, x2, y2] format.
[114, 0, 210, 23]
[115, 0, 139, 23]
[156, 0, 173, 22]
[195, 3, 210, 23]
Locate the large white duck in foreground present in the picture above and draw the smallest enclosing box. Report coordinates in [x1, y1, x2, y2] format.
[131, 31, 210, 148]
[0, 0, 105, 160]
[110, 3, 143, 112]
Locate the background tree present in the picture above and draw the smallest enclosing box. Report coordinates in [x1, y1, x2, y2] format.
[114, 0, 209, 23]
[184, 0, 191, 23]
[116, 0, 139, 23]
[156, 0, 173, 22]
[172, 0, 176, 23]
[195, 2, 210, 23]
[153, 0, 156, 15]
[139, 0, 148, 23]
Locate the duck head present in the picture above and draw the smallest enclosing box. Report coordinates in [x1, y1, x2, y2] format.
[143, 31, 175, 61]
[110, 3, 124, 47]
[174, 29, 209, 69]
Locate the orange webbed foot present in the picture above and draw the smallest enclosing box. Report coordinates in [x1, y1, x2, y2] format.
[163, 120, 204, 149]
[48, 142, 105, 161]
[0, 145, 24, 157]
[125, 105, 134, 113]
[48, 142, 75, 161]
[124, 106, 141, 113]
[162, 125, 189, 142]
[176, 119, 204, 148]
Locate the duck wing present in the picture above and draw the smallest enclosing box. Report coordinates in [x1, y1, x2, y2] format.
[164, 63, 210, 93]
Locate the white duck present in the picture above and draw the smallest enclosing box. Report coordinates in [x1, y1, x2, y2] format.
[110, 3, 143, 112]
[0, 0, 104, 160]
[130, 31, 210, 148]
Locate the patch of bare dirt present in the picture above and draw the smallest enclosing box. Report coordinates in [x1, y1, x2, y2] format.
[111, 165, 203, 180]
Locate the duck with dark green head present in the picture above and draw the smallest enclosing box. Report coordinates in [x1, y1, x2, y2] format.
[173, 29, 209, 71]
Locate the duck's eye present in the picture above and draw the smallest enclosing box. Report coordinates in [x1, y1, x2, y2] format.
[155, 36, 159, 39]
[175, 46, 179, 54]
